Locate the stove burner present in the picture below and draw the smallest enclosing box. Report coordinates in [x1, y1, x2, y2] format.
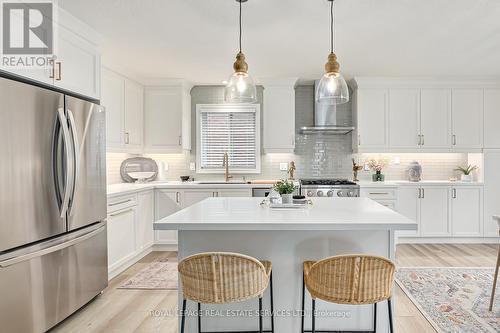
[300, 179, 357, 186]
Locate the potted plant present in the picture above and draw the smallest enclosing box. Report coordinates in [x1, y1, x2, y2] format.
[367, 159, 388, 182]
[274, 180, 296, 204]
[454, 164, 478, 182]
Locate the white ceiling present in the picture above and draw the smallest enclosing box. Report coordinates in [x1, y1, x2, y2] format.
[60, 0, 500, 84]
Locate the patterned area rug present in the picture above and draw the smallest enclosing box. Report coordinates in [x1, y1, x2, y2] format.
[118, 257, 178, 290]
[396, 267, 499, 333]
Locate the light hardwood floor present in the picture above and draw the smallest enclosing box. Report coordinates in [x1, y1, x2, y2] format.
[51, 244, 499, 333]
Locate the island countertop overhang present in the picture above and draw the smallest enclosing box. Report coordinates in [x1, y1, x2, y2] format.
[153, 197, 417, 231]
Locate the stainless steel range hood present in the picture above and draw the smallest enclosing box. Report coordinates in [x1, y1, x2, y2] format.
[300, 81, 354, 135]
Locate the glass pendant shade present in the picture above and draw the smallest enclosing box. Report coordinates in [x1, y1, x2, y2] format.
[316, 72, 349, 105]
[224, 71, 257, 103]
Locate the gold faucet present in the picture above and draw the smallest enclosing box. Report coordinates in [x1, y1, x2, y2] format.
[223, 152, 233, 182]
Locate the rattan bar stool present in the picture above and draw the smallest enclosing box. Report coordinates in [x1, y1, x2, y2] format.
[489, 216, 500, 311]
[301, 255, 396, 333]
[178, 252, 274, 333]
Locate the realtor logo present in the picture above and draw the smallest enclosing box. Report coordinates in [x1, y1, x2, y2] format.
[2, 1, 53, 54]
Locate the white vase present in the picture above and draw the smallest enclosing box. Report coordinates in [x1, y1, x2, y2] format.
[281, 193, 293, 204]
[461, 174, 472, 182]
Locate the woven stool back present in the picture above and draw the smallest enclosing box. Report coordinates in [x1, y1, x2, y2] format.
[178, 252, 269, 304]
[305, 255, 395, 305]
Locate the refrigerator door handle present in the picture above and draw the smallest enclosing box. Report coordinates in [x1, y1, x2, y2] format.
[0, 223, 105, 268]
[57, 108, 74, 218]
[67, 109, 79, 216]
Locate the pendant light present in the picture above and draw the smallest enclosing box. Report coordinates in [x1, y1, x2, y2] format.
[224, 0, 257, 103]
[316, 0, 349, 105]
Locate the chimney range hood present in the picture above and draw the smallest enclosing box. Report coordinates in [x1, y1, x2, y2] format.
[300, 81, 354, 135]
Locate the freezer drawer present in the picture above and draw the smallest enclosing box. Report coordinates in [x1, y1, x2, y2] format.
[0, 222, 108, 333]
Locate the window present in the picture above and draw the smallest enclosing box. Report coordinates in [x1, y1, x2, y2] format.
[196, 104, 261, 173]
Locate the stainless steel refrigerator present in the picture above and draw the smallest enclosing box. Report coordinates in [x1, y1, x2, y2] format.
[0, 75, 108, 333]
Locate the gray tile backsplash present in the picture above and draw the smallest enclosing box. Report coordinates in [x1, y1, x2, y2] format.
[107, 85, 469, 184]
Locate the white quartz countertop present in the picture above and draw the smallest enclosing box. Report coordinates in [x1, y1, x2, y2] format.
[358, 180, 483, 187]
[154, 197, 417, 231]
[107, 181, 277, 197]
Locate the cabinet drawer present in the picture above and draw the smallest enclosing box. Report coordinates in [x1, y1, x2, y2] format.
[107, 194, 137, 214]
[360, 187, 397, 200]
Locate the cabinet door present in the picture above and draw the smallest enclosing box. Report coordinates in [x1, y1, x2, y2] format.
[451, 187, 482, 237]
[263, 84, 295, 153]
[183, 190, 214, 208]
[144, 87, 183, 153]
[217, 189, 252, 197]
[154, 190, 181, 244]
[101, 68, 125, 150]
[107, 207, 137, 270]
[420, 187, 451, 237]
[484, 89, 500, 148]
[388, 89, 420, 149]
[420, 89, 452, 149]
[124, 79, 144, 153]
[356, 89, 388, 149]
[137, 191, 154, 250]
[451, 89, 483, 149]
[396, 187, 420, 237]
[54, 27, 100, 99]
[483, 151, 500, 237]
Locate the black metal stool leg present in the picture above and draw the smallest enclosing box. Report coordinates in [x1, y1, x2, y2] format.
[311, 299, 316, 333]
[301, 272, 305, 333]
[198, 302, 201, 333]
[180, 299, 187, 333]
[270, 272, 275, 333]
[259, 297, 263, 333]
[373, 302, 377, 332]
[387, 298, 394, 333]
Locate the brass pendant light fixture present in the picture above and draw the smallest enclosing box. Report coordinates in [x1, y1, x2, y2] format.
[224, 0, 257, 103]
[316, 0, 349, 105]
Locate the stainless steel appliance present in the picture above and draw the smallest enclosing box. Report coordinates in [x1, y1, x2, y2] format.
[300, 179, 360, 197]
[0, 75, 107, 333]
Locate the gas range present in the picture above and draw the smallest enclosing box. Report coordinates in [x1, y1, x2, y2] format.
[300, 179, 360, 198]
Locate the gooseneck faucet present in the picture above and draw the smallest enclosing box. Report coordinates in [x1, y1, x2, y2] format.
[223, 152, 233, 182]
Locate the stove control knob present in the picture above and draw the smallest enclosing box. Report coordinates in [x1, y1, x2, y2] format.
[327, 190, 334, 197]
[337, 191, 344, 197]
[317, 190, 324, 197]
[347, 191, 354, 197]
[307, 191, 314, 197]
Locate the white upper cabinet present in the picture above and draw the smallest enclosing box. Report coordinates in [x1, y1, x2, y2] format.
[53, 26, 100, 99]
[144, 83, 191, 153]
[388, 89, 420, 149]
[261, 78, 298, 154]
[124, 80, 144, 152]
[101, 68, 125, 150]
[484, 89, 500, 148]
[420, 88, 452, 149]
[101, 67, 144, 153]
[354, 88, 388, 150]
[451, 89, 483, 149]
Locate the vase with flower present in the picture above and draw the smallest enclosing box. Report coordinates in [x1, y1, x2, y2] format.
[367, 159, 388, 182]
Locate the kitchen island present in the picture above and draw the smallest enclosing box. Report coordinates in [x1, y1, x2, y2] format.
[154, 197, 416, 333]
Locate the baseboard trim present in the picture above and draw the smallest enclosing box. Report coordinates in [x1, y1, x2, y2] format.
[152, 243, 178, 251]
[397, 237, 500, 244]
[108, 246, 153, 281]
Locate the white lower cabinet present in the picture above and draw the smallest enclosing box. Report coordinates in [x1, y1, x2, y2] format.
[396, 187, 420, 237]
[217, 189, 252, 197]
[183, 190, 215, 207]
[420, 187, 451, 237]
[451, 186, 483, 237]
[107, 205, 137, 273]
[154, 190, 182, 245]
[137, 190, 154, 250]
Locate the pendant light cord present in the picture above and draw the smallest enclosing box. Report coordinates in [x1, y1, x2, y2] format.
[239, 0, 242, 53]
[330, 0, 334, 53]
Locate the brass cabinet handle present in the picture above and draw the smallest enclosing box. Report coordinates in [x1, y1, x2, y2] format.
[421, 188, 425, 199]
[452, 188, 457, 199]
[49, 59, 55, 78]
[369, 192, 390, 195]
[124, 132, 130, 144]
[418, 188, 421, 199]
[109, 199, 133, 206]
[175, 192, 180, 204]
[417, 135, 421, 146]
[56, 61, 62, 81]
[452, 134, 457, 145]
[109, 208, 134, 217]
[421, 135, 424, 146]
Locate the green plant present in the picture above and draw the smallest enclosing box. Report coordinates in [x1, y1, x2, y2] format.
[454, 164, 478, 175]
[274, 179, 296, 195]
